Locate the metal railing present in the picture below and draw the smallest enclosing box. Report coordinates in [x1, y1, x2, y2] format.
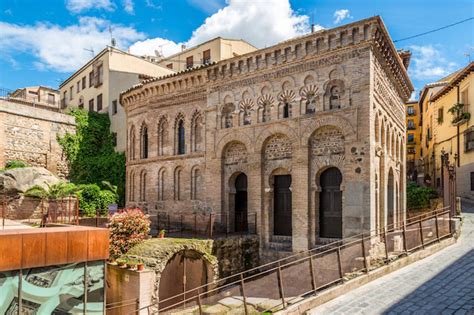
[150, 211, 258, 238]
[142, 207, 452, 314]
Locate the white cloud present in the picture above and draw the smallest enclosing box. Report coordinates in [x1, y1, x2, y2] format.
[0, 17, 144, 72]
[65, 0, 115, 13]
[408, 45, 457, 80]
[333, 9, 352, 24]
[145, 0, 162, 10]
[129, 37, 182, 57]
[130, 0, 318, 58]
[123, 0, 134, 14]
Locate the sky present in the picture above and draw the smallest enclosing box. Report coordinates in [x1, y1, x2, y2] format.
[0, 0, 473, 99]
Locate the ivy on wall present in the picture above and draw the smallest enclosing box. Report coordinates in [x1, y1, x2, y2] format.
[58, 109, 126, 206]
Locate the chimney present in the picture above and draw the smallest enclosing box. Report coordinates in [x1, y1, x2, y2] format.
[181, 44, 186, 51]
[311, 24, 316, 33]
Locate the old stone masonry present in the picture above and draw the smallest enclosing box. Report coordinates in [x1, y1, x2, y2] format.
[309, 199, 474, 315]
[121, 16, 413, 258]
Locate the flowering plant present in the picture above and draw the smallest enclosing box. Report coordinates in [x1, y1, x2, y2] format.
[109, 208, 150, 259]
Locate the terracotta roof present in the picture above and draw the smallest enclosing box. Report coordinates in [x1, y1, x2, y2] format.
[431, 62, 474, 102]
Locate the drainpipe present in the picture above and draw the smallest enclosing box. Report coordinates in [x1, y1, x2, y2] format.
[456, 86, 461, 167]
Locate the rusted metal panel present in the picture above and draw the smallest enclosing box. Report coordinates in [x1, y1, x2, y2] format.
[22, 233, 46, 269]
[0, 234, 22, 271]
[0, 226, 109, 272]
[67, 230, 89, 263]
[45, 231, 68, 265]
[88, 229, 109, 261]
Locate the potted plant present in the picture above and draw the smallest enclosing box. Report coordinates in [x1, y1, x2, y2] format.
[137, 259, 145, 271]
[116, 258, 127, 268]
[159, 229, 166, 239]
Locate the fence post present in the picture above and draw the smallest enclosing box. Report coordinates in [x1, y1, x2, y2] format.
[435, 212, 440, 242]
[308, 255, 317, 292]
[75, 197, 79, 225]
[277, 261, 286, 309]
[419, 220, 425, 249]
[197, 288, 203, 315]
[449, 208, 453, 236]
[383, 228, 389, 263]
[194, 214, 197, 238]
[208, 213, 212, 238]
[336, 247, 344, 282]
[402, 223, 408, 254]
[361, 234, 368, 274]
[239, 273, 249, 315]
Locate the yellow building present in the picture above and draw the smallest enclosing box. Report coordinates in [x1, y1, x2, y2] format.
[419, 62, 474, 199]
[9, 86, 60, 111]
[59, 46, 174, 152]
[405, 100, 421, 181]
[157, 37, 257, 72]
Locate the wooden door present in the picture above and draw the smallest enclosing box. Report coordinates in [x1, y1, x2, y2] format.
[273, 175, 292, 236]
[319, 168, 343, 238]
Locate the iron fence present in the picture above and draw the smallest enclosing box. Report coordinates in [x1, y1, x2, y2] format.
[150, 211, 258, 238]
[138, 207, 452, 315]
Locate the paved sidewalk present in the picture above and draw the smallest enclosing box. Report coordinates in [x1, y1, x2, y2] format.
[309, 200, 474, 315]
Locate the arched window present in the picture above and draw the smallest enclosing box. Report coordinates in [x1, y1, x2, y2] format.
[191, 113, 203, 152]
[222, 103, 234, 128]
[283, 102, 290, 118]
[329, 86, 341, 109]
[191, 167, 202, 200]
[129, 126, 136, 160]
[174, 167, 182, 200]
[262, 101, 271, 122]
[178, 120, 185, 155]
[129, 171, 135, 201]
[141, 126, 148, 159]
[305, 93, 317, 114]
[157, 168, 166, 201]
[140, 171, 147, 201]
[157, 117, 168, 156]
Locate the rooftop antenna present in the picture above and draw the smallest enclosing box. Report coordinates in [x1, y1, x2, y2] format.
[109, 25, 116, 47]
[311, 10, 316, 33]
[83, 47, 95, 57]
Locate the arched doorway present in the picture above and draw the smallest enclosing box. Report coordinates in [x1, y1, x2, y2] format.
[273, 175, 292, 236]
[159, 250, 209, 310]
[234, 173, 248, 232]
[387, 168, 394, 228]
[319, 167, 343, 238]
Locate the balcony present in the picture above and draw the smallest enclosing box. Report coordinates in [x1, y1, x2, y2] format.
[407, 110, 416, 116]
[450, 103, 470, 126]
[407, 125, 416, 130]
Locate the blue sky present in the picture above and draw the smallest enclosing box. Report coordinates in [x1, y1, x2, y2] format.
[0, 0, 473, 99]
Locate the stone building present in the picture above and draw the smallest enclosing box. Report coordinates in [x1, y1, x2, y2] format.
[121, 16, 413, 253]
[0, 98, 75, 178]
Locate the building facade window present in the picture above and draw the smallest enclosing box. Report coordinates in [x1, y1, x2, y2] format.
[407, 119, 415, 129]
[97, 64, 103, 86]
[465, 128, 474, 152]
[438, 108, 444, 124]
[141, 126, 148, 159]
[112, 100, 117, 115]
[47, 93, 55, 104]
[186, 56, 193, 69]
[407, 106, 415, 115]
[76, 81, 80, 93]
[89, 71, 94, 87]
[82, 76, 86, 89]
[178, 121, 185, 155]
[166, 63, 173, 69]
[112, 132, 117, 147]
[97, 94, 103, 111]
[89, 99, 94, 112]
[407, 133, 414, 143]
[203, 49, 211, 64]
[69, 86, 73, 100]
[471, 172, 474, 191]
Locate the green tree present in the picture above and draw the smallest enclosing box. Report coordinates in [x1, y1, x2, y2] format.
[58, 109, 126, 206]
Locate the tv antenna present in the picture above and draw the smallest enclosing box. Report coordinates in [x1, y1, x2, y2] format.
[83, 47, 95, 57]
[109, 25, 116, 47]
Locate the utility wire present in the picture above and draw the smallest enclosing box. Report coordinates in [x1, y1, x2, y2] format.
[393, 17, 474, 43]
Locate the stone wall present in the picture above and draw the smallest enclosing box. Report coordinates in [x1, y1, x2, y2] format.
[0, 99, 75, 178]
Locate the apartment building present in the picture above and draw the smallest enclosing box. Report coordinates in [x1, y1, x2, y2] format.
[157, 37, 257, 72]
[8, 86, 60, 111]
[59, 46, 174, 152]
[405, 100, 421, 181]
[419, 62, 474, 199]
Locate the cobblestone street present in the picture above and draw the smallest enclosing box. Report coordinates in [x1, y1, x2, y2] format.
[309, 199, 474, 315]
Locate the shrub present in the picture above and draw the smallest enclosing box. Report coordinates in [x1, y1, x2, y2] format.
[4, 160, 29, 170]
[407, 182, 438, 210]
[77, 184, 118, 217]
[109, 208, 150, 259]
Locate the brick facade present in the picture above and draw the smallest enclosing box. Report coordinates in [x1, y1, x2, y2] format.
[121, 17, 413, 253]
